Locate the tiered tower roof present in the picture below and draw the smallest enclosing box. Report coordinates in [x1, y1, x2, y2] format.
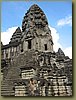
[10, 27, 22, 43]
[22, 4, 48, 32]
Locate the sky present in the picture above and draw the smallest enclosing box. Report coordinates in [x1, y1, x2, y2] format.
[1, 1, 72, 58]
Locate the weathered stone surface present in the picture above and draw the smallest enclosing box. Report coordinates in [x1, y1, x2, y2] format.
[10, 27, 22, 43]
[1, 4, 72, 96]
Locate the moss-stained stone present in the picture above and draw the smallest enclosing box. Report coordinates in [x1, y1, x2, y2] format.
[1, 4, 72, 96]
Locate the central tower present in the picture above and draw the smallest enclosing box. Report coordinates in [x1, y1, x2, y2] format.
[21, 4, 53, 52]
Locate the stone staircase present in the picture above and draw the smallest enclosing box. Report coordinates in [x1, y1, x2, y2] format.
[1, 50, 72, 96]
[1, 50, 38, 96]
[1, 80, 14, 96]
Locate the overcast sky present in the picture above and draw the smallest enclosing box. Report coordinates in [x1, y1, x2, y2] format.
[1, 1, 72, 58]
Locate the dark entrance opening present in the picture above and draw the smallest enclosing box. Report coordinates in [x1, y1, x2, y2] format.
[6, 53, 8, 58]
[21, 49, 23, 52]
[28, 40, 31, 49]
[21, 42, 23, 52]
[44, 44, 47, 50]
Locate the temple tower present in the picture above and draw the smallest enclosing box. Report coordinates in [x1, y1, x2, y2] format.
[10, 27, 22, 43]
[21, 4, 53, 52]
[1, 4, 72, 96]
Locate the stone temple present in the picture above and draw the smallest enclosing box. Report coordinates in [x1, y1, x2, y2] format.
[1, 4, 72, 96]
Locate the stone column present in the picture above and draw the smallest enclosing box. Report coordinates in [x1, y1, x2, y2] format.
[48, 86, 52, 96]
[39, 37, 41, 51]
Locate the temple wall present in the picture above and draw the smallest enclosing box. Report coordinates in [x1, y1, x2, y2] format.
[22, 35, 53, 52]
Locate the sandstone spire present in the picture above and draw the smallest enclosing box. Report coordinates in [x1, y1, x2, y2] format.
[22, 4, 48, 32]
[10, 27, 22, 43]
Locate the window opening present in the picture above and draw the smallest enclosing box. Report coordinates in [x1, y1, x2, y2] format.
[44, 44, 47, 50]
[28, 40, 31, 49]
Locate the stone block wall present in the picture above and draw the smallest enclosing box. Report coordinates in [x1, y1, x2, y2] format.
[1, 50, 72, 96]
